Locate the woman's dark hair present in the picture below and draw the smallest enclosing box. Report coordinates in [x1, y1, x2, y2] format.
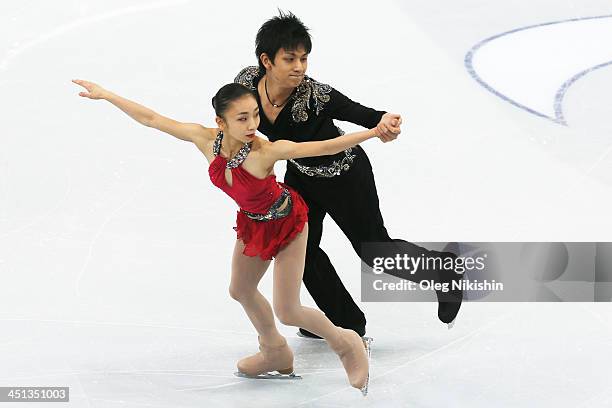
[211, 83, 256, 118]
[255, 10, 312, 72]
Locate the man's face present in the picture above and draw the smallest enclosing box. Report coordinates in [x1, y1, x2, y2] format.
[267, 45, 308, 87]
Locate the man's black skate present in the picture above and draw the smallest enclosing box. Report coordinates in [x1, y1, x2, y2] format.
[434, 251, 463, 328]
[298, 327, 371, 341]
[297, 328, 323, 339]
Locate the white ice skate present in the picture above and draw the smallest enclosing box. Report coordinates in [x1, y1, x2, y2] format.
[361, 336, 373, 396]
[234, 337, 302, 380]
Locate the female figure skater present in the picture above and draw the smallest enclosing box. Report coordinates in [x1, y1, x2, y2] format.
[72, 79, 393, 395]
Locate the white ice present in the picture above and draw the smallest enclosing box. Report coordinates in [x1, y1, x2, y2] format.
[1, 0, 612, 407]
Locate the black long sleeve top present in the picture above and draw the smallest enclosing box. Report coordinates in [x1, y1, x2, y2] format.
[234, 66, 386, 167]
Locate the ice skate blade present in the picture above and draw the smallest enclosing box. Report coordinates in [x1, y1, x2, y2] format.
[297, 331, 373, 343]
[360, 337, 373, 397]
[447, 318, 457, 330]
[296, 330, 322, 340]
[234, 371, 302, 380]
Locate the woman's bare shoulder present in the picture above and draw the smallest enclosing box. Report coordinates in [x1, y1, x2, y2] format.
[253, 136, 275, 153]
[193, 127, 218, 144]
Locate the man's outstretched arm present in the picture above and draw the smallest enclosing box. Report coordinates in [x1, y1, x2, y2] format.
[327, 87, 401, 141]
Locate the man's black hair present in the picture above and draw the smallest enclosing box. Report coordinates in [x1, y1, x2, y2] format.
[255, 10, 312, 72]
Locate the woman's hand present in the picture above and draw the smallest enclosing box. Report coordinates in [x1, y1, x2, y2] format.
[72, 79, 108, 100]
[72, 78, 214, 143]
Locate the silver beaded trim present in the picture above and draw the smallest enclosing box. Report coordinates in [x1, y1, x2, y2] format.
[213, 131, 252, 169]
[241, 187, 293, 221]
[290, 76, 331, 122]
[234, 66, 259, 91]
[234, 66, 332, 123]
[287, 126, 357, 178]
[288, 147, 357, 178]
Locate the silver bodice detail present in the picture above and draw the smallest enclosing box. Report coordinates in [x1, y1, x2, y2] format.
[241, 187, 293, 221]
[213, 130, 251, 169]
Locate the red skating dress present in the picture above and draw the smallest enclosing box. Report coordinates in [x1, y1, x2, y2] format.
[208, 131, 309, 260]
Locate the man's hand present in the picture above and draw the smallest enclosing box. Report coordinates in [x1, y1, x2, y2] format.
[376, 113, 402, 142]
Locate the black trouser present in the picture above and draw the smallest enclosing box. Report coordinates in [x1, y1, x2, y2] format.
[284, 146, 440, 335]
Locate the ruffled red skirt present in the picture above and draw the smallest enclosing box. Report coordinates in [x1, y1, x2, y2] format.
[233, 184, 309, 260]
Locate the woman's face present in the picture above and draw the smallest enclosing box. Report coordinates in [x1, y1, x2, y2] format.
[218, 95, 260, 143]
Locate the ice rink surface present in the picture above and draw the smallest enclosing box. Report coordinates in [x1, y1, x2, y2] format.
[1, 0, 612, 406]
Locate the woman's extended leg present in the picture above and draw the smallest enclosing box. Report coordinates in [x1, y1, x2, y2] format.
[272, 223, 369, 390]
[272, 224, 343, 342]
[229, 239, 294, 375]
[229, 239, 284, 345]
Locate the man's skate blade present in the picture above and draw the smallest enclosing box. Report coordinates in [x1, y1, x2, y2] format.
[297, 330, 374, 343]
[296, 330, 322, 340]
[234, 371, 302, 380]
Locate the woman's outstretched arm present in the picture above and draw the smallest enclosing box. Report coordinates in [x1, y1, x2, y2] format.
[72, 79, 215, 143]
[265, 128, 390, 162]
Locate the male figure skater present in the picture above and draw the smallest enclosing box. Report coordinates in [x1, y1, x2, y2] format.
[235, 11, 462, 337]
